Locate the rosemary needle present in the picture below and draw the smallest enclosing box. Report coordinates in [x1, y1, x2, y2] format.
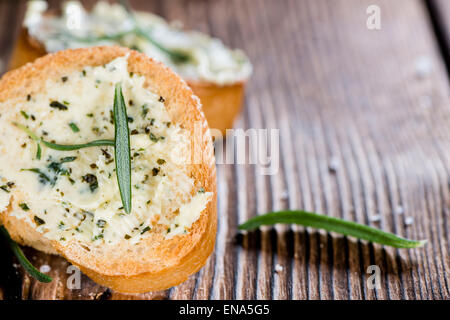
[13, 122, 114, 151]
[239, 210, 427, 249]
[0, 226, 52, 283]
[113, 83, 132, 214]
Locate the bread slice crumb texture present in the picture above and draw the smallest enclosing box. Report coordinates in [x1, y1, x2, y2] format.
[0, 47, 217, 284]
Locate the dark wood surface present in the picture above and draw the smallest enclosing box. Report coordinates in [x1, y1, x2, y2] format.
[0, 0, 449, 300]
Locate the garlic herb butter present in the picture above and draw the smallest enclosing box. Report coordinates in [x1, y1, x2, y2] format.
[24, 0, 252, 85]
[0, 56, 212, 244]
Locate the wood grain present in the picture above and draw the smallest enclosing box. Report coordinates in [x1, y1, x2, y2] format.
[0, 0, 449, 300]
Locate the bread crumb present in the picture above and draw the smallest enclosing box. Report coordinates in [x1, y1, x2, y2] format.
[39, 264, 51, 273]
[370, 214, 381, 222]
[405, 217, 414, 226]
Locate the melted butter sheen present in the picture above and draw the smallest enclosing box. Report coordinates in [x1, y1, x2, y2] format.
[0, 56, 212, 244]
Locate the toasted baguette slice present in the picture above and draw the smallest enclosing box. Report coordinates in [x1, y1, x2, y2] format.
[187, 80, 246, 135]
[0, 46, 217, 293]
[10, 29, 246, 135]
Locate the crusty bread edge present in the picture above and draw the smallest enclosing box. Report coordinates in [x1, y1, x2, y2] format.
[0, 46, 217, 293]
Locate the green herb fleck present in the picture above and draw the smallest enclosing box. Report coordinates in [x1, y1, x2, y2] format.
[20, 110, 29, 119]
[21, 168, 52, 185]
[19, 203, 30, 211]
[49, 101, 68, 110]
[60, 156, 77, 163]
[149, 133, 159, 142]
[96, 219, 107, 228]
[36, 143, 41, 160]
[141, 226, 151, 234]
[82, 174, 98, 193]
[69, 122, 80, 132]
[141, 105, 149, 118]
[33, 216, 45, 226]
[93, 234, 104, 241]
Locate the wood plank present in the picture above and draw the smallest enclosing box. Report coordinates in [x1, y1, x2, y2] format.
[207, 0, 450, 300]
[0, 0, 449, 300]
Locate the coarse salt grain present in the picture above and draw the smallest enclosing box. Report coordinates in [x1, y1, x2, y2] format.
[405, 217, 414, 226]
[370, 214, 382, 222]
[415, 55, 433, 78]
[39, 264, 51, 273]
[280, 190, 289, 200]
[275, 264, 284, 273]
[395, 206, 404, 215]
[328, 156, 340, 173]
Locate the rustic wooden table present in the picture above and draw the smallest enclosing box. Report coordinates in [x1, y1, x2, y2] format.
[0, 0, 449, 300]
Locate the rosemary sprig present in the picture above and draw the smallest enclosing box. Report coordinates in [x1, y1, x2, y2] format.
[119, 0, 192, 63]
[39, 139, 115, 151]
[0, 226, 52, 283]
[64, 27, 190, 63]
[69, 29, 136, 43]
[114, 83, 132, 214]
[134, 29, 190, 64]
[60, 0, 191, 65]
[239, 210, 427, 249]
[13, 122, 114, 151]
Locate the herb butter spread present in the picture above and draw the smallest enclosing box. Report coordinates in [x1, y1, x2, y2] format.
[24, 0, 252, 85]
[0, 56, 212, 244]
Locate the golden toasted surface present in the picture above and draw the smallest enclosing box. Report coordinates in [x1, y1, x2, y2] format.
[0, 46, 217, 293]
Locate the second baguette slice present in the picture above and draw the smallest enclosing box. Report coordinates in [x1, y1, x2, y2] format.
[10, 29, 247, 134]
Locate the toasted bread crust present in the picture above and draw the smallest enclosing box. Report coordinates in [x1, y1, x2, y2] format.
[0, 46, 217, 293]
[187, 80, 246, 135]
[9, 29, 245, 134]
